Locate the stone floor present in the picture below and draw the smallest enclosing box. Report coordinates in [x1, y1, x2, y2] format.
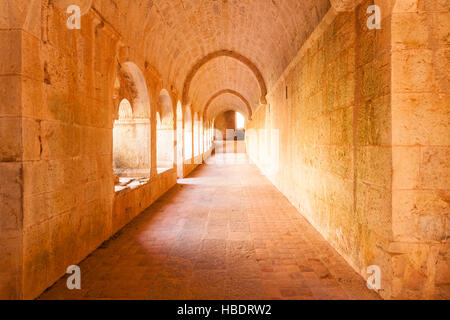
[39, 154, 380, 300]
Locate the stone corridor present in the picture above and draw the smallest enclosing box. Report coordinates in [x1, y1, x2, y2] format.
[39, 155, 379, 300]
[1, 0, 448, 300]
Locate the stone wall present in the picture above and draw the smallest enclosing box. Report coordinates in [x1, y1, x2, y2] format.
[1, 0, 446, 301]
[17, 5, 117, 299]
[0, 24, 24, 298]
[113, 168, 177, 234]
[0, 2, 213, 299]
[183, 154, 203, 178]
[247, 0, 448, 299]
[114, 120, 151, 176]
[0, 0, 42, 299]
[390, 0, 449, 299]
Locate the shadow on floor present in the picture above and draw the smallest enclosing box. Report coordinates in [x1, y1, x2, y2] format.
[39, 158, 380, 300]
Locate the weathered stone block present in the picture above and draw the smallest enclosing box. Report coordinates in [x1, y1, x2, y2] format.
[22, 118, 41, 161]
[23, 221, 50, 300]
[392, 93, 450, 146]
[393, 190, 449, 242]
[357, 146, 392, 187]
[0, 229, 22, 299]
[392, 49, 435, 93]
[392, 13, 429, 50]
[393, 146, 420, 189]
[0, 76, 21, 116]
[0, 162, 22, 230]
[21, 31, 42, 81]
[356, 182, 392, 239]
[0, 30, 21, 75]
[0, 117, 22, 161]
[420, 148, 450, 189]
[358, 95, 391, 147]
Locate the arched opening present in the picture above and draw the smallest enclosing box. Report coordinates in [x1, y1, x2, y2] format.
[212, 110, 246, 155]
[157, 90, 174, 173]
[112, 62, 151, 192]
[203, 120, 207, 157]
[210, 122, 214, 148]
[200, 116, 204, 157]
[184, 106, 193, 161]
[176, 101, 183, 178]
[235, 112, 246, 141]
[113, 98, 151, 189]
[193, 112, 200, 157]
[209, 122, 213, 149]
[214, 110, 236, 141]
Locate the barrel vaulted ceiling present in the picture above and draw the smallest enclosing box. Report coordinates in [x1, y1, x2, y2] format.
[109, 0, 331, 119]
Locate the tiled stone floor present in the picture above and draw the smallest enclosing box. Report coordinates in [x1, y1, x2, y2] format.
[39, 154, 380, 300]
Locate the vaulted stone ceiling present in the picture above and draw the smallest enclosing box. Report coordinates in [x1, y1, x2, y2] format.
[189, 57, 260, 116]
[206, 92, 252, 121]
[113, 0, 331, 119]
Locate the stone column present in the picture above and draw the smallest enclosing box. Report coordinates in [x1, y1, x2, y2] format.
[0, 0, 43, 300]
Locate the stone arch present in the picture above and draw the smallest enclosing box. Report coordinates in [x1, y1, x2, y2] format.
[112, 61, 151, 180]
[113, 61, 151, 120]
[117, 98, 133, 119]
[182, 50, 268, 106]
[210, 107, 245, 122]
[203, 89, 253, 121]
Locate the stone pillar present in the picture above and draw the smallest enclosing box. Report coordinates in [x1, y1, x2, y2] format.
[150, 92, 158, 178]
[0, 0, 43, 300]
[390, 0, 450, 299]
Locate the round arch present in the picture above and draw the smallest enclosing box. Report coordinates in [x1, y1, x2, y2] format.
[182, 50, 268, 106]
[113, 61, 151, 120]
[203, 89, 253, 121]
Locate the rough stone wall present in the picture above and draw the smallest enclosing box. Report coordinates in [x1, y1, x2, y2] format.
[352, 0, 394, 298]
[2, 0, 446, 301]
[18, 5, 118, 299]
[0, 18, 26, 299]
[0, 2, 209, 299]
[248, 1, 396, 298]
[20, 2, 151, 298]
[390, 0, 449, 299]
[247, 0, 448, 299]
[113, 169, 176, 234]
